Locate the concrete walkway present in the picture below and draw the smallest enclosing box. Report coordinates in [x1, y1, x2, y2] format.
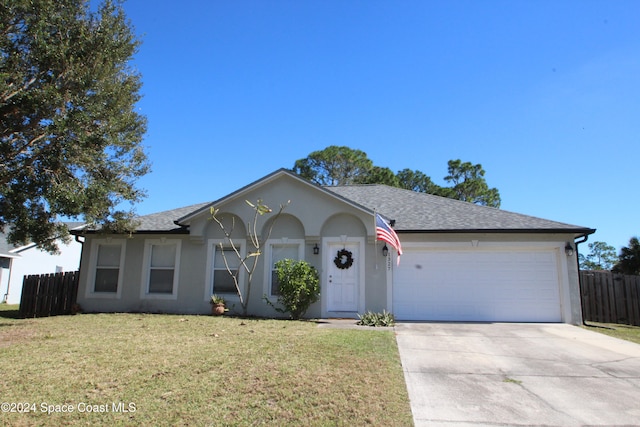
[395, 322, 640, 426]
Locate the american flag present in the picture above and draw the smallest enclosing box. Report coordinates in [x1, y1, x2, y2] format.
[376, 214, 402, 262]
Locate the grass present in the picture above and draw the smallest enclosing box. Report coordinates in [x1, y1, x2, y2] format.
[0, 305, 413, 426]
[583, 321, 640, 345]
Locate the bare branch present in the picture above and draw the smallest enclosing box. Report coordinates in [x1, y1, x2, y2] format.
[208, 199, 288, 315]
[217, 241, 245, 308]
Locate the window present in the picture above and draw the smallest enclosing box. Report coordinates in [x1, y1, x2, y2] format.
[266, 240, 304, 299]
[87, 239, 125, 298]
[205, 239, 246, 301]
[213, 246, 241, 294]
[95, 244, 121, 292]
[141, 239, 181, 299]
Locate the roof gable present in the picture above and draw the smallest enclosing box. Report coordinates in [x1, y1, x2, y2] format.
[175, 168, 371, 226]
[118, 169, 370, 233]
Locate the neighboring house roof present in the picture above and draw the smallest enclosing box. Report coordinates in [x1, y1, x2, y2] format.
[0, 231, 20, 258]
[2, 223, 86, 255]
[75, 169, 594, 237]
[326, 184, 594, 235]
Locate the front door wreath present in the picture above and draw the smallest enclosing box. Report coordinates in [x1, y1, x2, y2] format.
[334, 249, 354, 269]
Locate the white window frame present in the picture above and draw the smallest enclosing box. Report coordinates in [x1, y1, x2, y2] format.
[140, 239, 182, 300]
[263, 239, 305, 302]
[204, 238, 246, 302]
[85, 238, 126, 299]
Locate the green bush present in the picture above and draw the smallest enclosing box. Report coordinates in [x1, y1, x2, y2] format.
[270, 259, 320, 319]
[357, 310, 395, 327]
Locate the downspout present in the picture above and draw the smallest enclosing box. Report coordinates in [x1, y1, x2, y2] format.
[72, 234, 86, 310]
[574, 234, 590, 325]
[2, 257, 14, 304]
[74, 234, 85, 272]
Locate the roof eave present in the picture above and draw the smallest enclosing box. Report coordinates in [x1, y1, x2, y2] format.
[0, 253, 21, 259]
[398, 228, 597, 237]
[72, 228, 190, 235]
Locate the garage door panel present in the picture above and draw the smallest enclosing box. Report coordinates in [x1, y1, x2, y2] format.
[393, 249, 562, 322]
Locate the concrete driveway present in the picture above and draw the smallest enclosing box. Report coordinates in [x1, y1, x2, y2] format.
[395, 322, 640, 426]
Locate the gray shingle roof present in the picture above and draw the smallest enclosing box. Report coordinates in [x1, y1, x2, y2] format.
[326, 184, 593, 233]
[134, 202, 210, 232]
[88, 170, 593, 235]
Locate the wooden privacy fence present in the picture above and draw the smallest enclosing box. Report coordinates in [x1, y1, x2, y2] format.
[19, 271, 79, 318]
[580, 270, 640, 326]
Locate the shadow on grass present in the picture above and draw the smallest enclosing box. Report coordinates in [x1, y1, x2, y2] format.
[583, 321, 617, 330]
[0, 304, 21, 319]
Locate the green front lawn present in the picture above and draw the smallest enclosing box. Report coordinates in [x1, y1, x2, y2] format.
[0, 305, 413, 426]
[583, 321, 640, 345]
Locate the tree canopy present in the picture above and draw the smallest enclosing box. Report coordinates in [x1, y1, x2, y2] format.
[292, 146, 373, 186]
[613, 237, 640, 275]
[396, 168, 440, 194]
[292, 146, 501, 207]
[0, 0, 148, 252]
[360, 166, 399, 187]
[440, 160, 501, 207]
[579, 241, 617, 270]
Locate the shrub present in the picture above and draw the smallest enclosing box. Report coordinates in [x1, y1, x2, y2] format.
[269, 259, 320, 319]
[357, 310, 395, 327]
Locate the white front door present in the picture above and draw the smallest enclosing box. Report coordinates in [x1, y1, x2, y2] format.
[326, 242, 359, 312]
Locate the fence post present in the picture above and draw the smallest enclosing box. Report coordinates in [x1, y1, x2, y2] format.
[627, 275, 640, 326]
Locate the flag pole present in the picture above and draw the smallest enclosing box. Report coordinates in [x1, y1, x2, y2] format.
[374, 209, 378, 270]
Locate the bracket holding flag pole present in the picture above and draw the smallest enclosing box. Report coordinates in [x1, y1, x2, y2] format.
[375, 213, 403, 265]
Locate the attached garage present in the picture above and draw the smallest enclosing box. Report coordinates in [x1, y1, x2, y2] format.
[393, 246, 563, 322]
[328, 183, 593, 324]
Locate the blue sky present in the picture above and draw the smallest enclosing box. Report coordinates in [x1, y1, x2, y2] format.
[121, 0, 639, 252]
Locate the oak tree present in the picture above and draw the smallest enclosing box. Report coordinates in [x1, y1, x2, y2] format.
[0, 0, 148, 252]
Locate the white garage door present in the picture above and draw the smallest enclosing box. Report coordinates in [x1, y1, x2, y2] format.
[393, 248, 562, 322]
